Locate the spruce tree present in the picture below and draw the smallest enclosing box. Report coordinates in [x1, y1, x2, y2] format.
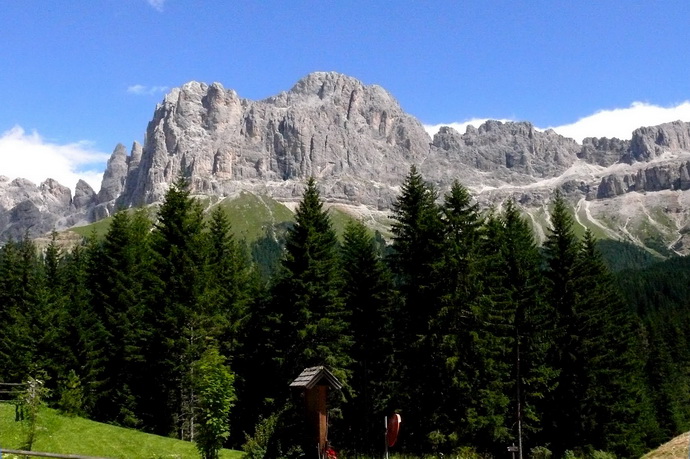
[340, 220, 395, 454]
[0, 236, 50, 383]
[60, 242, 102, 415]
[259, 177, 351, 456]
[203, 206, 253, 358]
[144, 176, 209, 436]
[485, 201, 556, 453]
[542, 191, 581, 454]
[0, 239, 33, 382]
[38, 232, 74, 395]
[572, 230, 656, 456]
[87, 209, 152, 426]
[270, 177, 352, 384]
[388, 165, 444, 450]
[434, 181, 489, 451]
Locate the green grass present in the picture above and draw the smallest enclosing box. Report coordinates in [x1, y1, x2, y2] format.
[65, 193, 297, 245]
[70, 216, 115, 239]
[327, 207, 358, 240]
[209, 192, 295, 243]
[0, 403, 243, 459]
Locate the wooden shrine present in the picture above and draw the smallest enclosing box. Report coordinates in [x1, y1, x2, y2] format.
[290, 366, 343, 459]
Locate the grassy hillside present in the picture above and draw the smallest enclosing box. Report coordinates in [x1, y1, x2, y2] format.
[643, 431, 690, 459]
[0, 403, 242, 459]
[209, 192, 295, 243]
[71, 216, 115, 239]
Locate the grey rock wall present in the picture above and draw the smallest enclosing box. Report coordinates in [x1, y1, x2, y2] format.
[2, 72, 690, 252]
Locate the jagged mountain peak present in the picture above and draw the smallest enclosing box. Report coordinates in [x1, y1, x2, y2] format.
[3, 73, 690, 256]
[117, 72, 429, 208]
[627, 120, 690, 163]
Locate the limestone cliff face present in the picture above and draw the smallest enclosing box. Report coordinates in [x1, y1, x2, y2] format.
[0, 176, 94, 241]
[597, 159, 690, 198]
[579, 137, 628, 167]
[427, 122, 581, 188]
[3, 72, 690, 255]
[118, 72, 431, 209]
[625, 121, 690, 163]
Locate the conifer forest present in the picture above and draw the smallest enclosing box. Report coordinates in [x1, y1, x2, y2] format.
[2, 166, 690, 458]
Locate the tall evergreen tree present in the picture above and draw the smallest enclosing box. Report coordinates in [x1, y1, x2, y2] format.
[388, 166, 444, 450]
[260, 177, 351, 457]
[203, 206, 254, 358]
[339, 220, 396, 454]
[0, 236, 56, 385]
[484, 201, 556, 454]
[571, 230, 656, 456]
[144, 176, 209, 437]
[38, 232, 75, 394]
[270, 177, 352, 384]
[542, 191, 581, 454]
[87, 209, 152, 426]
[59, 241, 102, 415]
[644, 314, 690, 442]
[0, 238, 40, 382]
[433, 181, 489, 451]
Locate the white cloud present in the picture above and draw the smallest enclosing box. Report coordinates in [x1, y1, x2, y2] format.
[0, 126, 110, 192]
[127, 84, 169, 96]
[424, 101, 690, 144]
[547, 101, 690, 142]
[147, 0, 165, 12]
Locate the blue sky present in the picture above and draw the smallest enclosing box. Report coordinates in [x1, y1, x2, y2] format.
[2, 0, 690, 190]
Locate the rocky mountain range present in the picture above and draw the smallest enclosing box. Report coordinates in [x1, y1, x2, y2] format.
[4, 71, 690, 256]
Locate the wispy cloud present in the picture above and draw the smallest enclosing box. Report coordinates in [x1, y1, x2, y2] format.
[547, 101, 690, 142]
[147, 0, 165, 12]
[0, 126, 110, 192]
[127, 84, 169, 96]
[423, 102, 690, 143]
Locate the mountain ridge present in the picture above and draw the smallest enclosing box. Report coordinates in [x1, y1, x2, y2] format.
[3, 71, 690, 254]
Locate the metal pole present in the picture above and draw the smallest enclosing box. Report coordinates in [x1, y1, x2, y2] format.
[384, 416, 388, 459]
[516, 328, 523, 459]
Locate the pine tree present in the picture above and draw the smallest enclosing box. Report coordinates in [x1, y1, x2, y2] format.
[572, 231, 656, 456]
[388, 166, 444, 450]
[38, 231, 75, 394]
[144, 176, 209, 436]
[0, 239, 32, 382]
[339, 220, 396, 454]
[87, 209, 152, 426]
[271, 177, 352, 384]
[203, 206, 254, 358]
[433, 182, 489, 451]
[541, 191, 581, 454]
[258, 177, 351, 456]
[484, 201, 556, 453]
[59, 242, 102, 415]
[0, 236, 49, 383]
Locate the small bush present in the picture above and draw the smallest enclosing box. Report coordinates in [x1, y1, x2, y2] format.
[58, 370, 85, 417]
[242, 413, 279, 459]
[428, 430, 446, 452]
[530, 446, 553, 459]
[453, 445, 485, 459]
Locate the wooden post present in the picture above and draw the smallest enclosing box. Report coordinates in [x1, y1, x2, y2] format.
[290, 367, 343, 459]
[305, 385, 328, 457]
